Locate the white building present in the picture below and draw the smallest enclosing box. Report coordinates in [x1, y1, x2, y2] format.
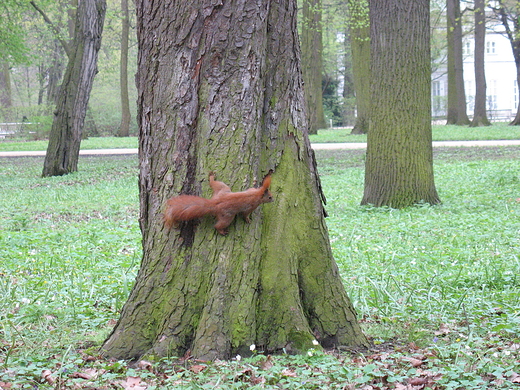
[432, 24, 518, 121]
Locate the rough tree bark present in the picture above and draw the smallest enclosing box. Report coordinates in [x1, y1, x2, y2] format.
[42, 0, 106, 177]
[470, 0, 491, 127]
[101, 0, 368, 361]
[362, 0, 440, 208]
[446, 0, 470, 125]
[117, 0, 131, 137]
[301, 0, 326, 134]
[348, 0, 370, 134]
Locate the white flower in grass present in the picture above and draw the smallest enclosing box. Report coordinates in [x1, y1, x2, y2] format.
[312, 339, 319, 346]
[236, 354, 241, 361]
[249, 344, 256, 352]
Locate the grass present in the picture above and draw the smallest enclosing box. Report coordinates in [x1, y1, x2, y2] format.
[0, 123, 519, 152]
[1, 147, 520, 389]
[308, 122, 520, 143]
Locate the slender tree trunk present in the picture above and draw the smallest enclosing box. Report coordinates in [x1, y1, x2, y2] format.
[0, 63, 12, 109]
[301, 0, 326, 133]
[101, 0, 367, 361]
[348, 0, 370, 134]
[117, 0, 131, 137]
[470, 0, 491, 127]
[362, 0, 440, 208]
[42, 0, 106, 177]
[342, 30, 356, 126]
[446, 0, 470, 125]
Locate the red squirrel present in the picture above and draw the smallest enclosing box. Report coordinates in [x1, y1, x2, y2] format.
[164, 171, 273, 235]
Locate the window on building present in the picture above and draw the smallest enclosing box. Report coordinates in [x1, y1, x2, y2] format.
[463, 41, 472, 56]
[486, 41, 496, 54]
[432, 81, 441, 97]
[487, 80, 498, 110]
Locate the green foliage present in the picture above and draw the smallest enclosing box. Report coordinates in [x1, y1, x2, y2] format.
[1, 147, 520, 388]
[0, 1, 32, 64]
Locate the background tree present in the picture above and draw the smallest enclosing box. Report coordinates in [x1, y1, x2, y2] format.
[341, 28, 356, 125]
[301, 0, 327, 133]
[362, 0, 440, 208]
[117, 0, 131, 137]
[0, 0, 31, 115]
[347, 0, 370, 134]
[470, 0, 491, 127]
[42, 0, 106, 176]
[446, 0, 470, 125]
[494, 0, 520, 125]
[101, 0, 367, 360]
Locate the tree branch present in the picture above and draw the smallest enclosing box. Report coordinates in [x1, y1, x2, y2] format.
[30, 0, 71, 58]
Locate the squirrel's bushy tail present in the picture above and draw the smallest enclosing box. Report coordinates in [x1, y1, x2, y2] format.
[164, 195, 215, 229]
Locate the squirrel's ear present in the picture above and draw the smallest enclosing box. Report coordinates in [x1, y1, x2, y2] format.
[262, 170, 273, 188]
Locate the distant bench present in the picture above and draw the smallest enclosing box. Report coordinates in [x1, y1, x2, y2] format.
[0, 122, 38, 138]
[487, 109, 514, 121]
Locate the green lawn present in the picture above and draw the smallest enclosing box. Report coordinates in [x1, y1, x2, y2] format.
[1, 147, 519, 389]
[1, 123, 519, 151]
[309, 123, 520, 143]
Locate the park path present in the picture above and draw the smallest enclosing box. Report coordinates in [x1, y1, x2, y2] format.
[0, 140, 519, 157]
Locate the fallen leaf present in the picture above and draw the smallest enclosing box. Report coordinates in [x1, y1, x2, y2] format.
[189, 364, 206, 374]
[250, 375, 266, 385]
[510, 372, 520, 383]
[119, 376, 147, 390]
[71, 372, 92, 380]
[281, 368, 297, 377]
[138, 360, 153, 372]
[402, 356, 424, 367]
[434, 323, 451, 336]
[41, 370, 55, 385]
[408, 377, 428, 386]
[259, 355, 274, 370]
[0, 381, 12, 389]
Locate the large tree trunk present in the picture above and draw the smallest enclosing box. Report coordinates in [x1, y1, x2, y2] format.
[42, 0, 106, 177]
[470, 0, 491, 127]
[446, 0, 470, 125]
[117, 0, 131, 137]
[101, 0, 367, 361]
[301, 0, 326, 134]
[348, 0, 370, 134]
[362, 0, 440, 208]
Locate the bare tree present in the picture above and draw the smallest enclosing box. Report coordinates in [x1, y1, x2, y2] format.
[470, 0, 491, 127]
[117, 0, 131, 137]
[446, 0, 470, 125]
[41, 0, 106, 177]
[347, 0, 370, 134]
[301, 0, 327, 133]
